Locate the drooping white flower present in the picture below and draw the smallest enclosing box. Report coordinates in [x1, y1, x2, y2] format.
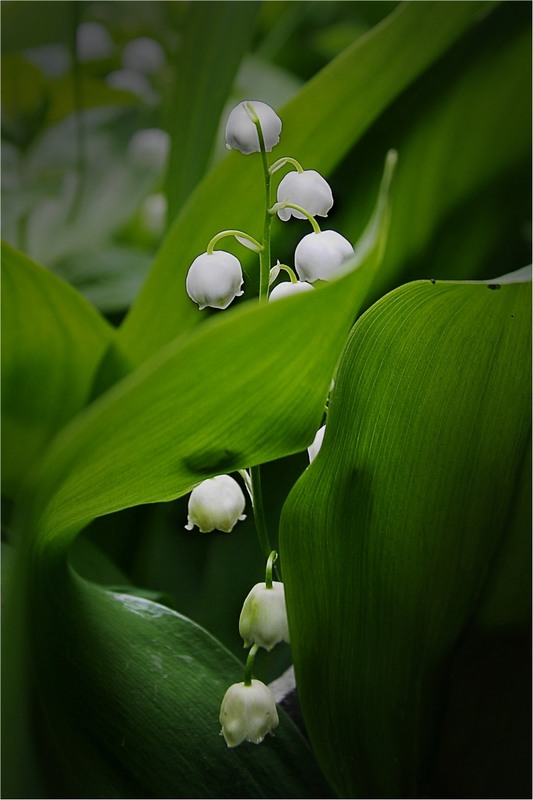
[186, 251, 244, 310]
[185, 475, 246, 532]
[225, 101, 282, 155]
[276, 170, 333, 221]
[219, 679, 279, 747]
[295, 230, 355, 282]
[268, 281, 314, 302]
[239, 581, 290, 651]
[308, 424, 326, 463]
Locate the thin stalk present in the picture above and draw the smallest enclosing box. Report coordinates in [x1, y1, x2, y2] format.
[250, 465, 272, 561]
[253, 117, 273, 302]
[243, 644, 259, 686]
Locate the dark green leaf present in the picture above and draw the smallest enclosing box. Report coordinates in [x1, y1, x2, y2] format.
[1, 241, 113, 497]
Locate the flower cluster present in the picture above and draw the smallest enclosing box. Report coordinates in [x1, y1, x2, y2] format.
[185, 99, 355, 311]
[182, 101, 344, 749]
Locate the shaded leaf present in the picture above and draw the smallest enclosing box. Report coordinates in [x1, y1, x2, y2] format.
[280, 277, 531, 797]
[32, 569, 333, 798]
[1, 241, 113, 497]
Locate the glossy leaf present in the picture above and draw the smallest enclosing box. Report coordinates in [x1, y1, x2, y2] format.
[118, 1, 491, 366]
[1, 241, 113, 496]
[31, 569, 332, 798]
[280, 277, 531, 798]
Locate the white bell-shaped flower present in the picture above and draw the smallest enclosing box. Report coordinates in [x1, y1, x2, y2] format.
[219, 679, 279, 748]
[276, 170, 333, 221]
[186, 251, 244, 310]
[239, 581, 289, 651]
[308, 424, 326, 463]
[268, 281, 314, 302]
[295, 230, 355, 283]
[185, 475, 246, 533]
[225, 101, 282, 155]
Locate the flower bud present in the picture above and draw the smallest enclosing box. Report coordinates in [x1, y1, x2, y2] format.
[268, 281, 314, 302]
[239, 581, 289, 651]
[185, 475, 246, 533]
[276, 170, 333, 221]
[219, 679, 279, 747]
[186, 251, 244, 310]
[308, 424, 326, 463]
[225, 101, 282, 155]
[294, 230, 355, 283]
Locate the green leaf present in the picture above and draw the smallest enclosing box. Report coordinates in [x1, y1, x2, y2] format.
[118, 1, 491, 366]
[31, 569, 333, 798]
[279, 277, 531, 797]
[30, 151, 395, 544]
[1, 241, 113, 497]
[164, 1, 261, 224]
[335, 2, 531, 299]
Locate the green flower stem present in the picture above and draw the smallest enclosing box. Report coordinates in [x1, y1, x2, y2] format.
[269, 156, 304, 175]
[276, 264, 298, 283]
[265, 551, 278, 589]
[251, 113, 273, 302]
[206, 229, 263, 255]
[243, 644, 259, 686]
[270, 201, 322, 234]
[250, 465, 272, 561]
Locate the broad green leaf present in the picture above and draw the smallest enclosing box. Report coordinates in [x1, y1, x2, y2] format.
[1, 241, 113, 497]
[28, 151, 394, 543]
[29, 568, 333, 798]
[119, 1, 492, 366]
[164, 1, 260, 224]
[279, 277, 531, 797]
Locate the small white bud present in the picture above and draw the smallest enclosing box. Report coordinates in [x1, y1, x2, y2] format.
[239, 582, 289, 651]
[225, 101, 282, 155]
[186, 251, 244, 311]
[185, 475, 246, 533]
[295, 230, 355, 283]
[268, 281, 314, 302]
[276, 170, 333, 221]
[308, 425, 326, 463]
[219, 679, 279, 748]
